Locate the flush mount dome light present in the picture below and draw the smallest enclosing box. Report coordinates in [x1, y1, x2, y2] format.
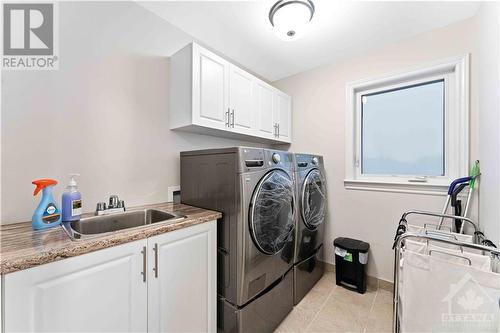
[269, 0, 315, 41]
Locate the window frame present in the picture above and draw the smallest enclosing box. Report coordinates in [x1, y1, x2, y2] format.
[345, 55, 469, 195]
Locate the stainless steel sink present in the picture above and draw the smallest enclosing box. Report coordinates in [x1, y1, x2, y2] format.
[62, 209, 186, 240]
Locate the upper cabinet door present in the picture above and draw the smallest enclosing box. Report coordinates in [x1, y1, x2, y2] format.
[229, 64, 254, 135]
[274, 91, 292, 142]
[193, 45, 229, 130]
[254, 82, 276, 139]
[4, 240, 148, 333]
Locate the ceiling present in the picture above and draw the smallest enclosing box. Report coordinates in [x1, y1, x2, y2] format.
[139, 1, 481, 81]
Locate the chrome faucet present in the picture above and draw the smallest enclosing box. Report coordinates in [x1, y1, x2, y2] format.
[96, 195, 126, 216]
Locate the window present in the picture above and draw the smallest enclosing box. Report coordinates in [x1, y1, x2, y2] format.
[345, 55, 469, 193]
[362, 80, 445, 176]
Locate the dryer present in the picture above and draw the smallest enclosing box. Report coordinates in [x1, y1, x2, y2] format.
[293, 153, 327, 305]
[181, 147, 295, 333]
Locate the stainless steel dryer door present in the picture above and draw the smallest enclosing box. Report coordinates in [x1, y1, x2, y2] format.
[249, 170, 295, 255]
[301, 169, 327, 230]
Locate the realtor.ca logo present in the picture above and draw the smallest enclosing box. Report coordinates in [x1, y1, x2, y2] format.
[441, 273, 498, 331]
[2, 2, 59, 70]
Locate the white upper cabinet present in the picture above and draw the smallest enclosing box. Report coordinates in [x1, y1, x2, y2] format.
[170, 42, 292, 144]
[274, 91, 292, 143]
[254, 82, 292, 143]
[193, 46, 229, 130]
[229, 64, 254, 135]
[254, 81, 275, 139]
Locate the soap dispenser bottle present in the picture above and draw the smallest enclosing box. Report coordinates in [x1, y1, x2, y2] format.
[62, 173, 82, 222]
[32, 179, 62, 230]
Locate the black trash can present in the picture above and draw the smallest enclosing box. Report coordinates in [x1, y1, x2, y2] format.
[333, 237, 370, 294]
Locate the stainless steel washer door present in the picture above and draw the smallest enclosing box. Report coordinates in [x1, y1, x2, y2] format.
[249, 169, 295, 255]
[301, 169, 327, 230]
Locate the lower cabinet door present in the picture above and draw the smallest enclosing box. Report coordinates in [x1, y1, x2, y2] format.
[147, 221, 217, 333]
[4, 239, 148, 333]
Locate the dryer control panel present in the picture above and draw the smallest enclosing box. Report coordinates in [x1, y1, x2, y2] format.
[295, 154, 324, 170]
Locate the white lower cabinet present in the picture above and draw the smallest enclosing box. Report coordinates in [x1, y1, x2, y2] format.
[3, 221, 217, 333]
[4, 240, 148, 332]
[147, 222, 216, 333]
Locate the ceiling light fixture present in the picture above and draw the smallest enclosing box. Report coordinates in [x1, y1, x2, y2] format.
[269, 0, 315, 41]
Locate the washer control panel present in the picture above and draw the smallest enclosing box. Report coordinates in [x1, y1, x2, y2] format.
[272, 153, 281, 164]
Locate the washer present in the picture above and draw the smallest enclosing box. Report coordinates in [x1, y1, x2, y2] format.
[293, 153, 327, 305]
[180, 147, 295, 333]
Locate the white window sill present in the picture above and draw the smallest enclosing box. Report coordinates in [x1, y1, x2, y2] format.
[344, 179, 449, 196]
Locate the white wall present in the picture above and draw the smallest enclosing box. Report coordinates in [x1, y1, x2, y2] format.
[1, 1, 268, 223]
[477, 2, 500, 245]
[2, 2, 495, 283]
[274, 18, 479, 282]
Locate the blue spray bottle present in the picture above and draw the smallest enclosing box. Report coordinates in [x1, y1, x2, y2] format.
[32, 179, 62, 230]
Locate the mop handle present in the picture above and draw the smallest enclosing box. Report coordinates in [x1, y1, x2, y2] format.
[447, 176, 472, 195]
[438, 176, 473, 228]
[461, 174, 480, 228]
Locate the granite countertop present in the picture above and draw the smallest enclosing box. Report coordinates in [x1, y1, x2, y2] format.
[0, 202, 221, 275]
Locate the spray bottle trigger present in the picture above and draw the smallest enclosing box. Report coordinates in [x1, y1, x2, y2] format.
[32, 179, 58, 196]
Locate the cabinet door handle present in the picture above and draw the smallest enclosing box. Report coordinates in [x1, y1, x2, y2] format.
[153, 243, 159, 278]
[225, 108, 230, 127]
[231, 109, 235, 128]
[141, 246, 147, 283]
[277, 123, 280, 137]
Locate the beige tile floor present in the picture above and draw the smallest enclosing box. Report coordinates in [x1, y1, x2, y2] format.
[275, 271, 393, 333]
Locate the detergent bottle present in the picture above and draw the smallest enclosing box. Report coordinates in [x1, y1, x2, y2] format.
[61, 174, 82, 222]
[32, 179, 62, 230]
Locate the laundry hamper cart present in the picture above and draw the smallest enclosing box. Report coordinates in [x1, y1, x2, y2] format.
[393, 211, 500, 333]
